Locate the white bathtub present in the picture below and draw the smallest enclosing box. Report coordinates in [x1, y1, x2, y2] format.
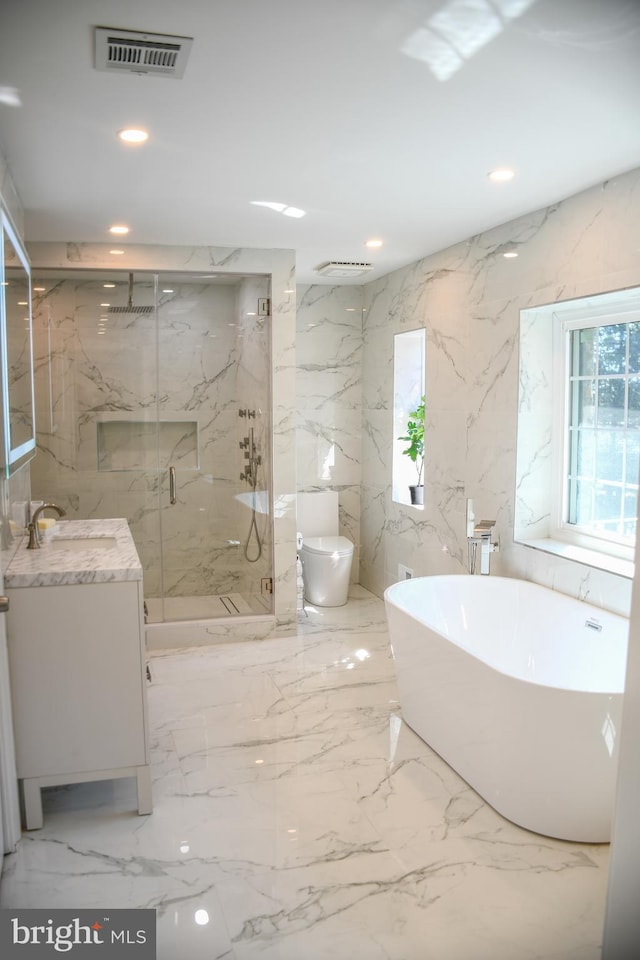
[384, 574, 629, 842]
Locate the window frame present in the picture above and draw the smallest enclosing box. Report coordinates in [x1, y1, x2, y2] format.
[392, 327, 426, 508]
[551, 302, 640, 564]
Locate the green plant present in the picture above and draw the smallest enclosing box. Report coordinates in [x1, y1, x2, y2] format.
[398, 395, 425, 485]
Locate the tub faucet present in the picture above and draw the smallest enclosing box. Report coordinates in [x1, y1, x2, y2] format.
[468, 520, 499, 574]
[27, 502, 67, 549]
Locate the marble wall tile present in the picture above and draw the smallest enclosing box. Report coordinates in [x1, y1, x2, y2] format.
[296, 284, 363, 580]
[361, 166, 640, 616]
[601, 172, 640, 280]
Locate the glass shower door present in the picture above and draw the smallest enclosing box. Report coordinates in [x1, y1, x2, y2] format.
[29, 268, 273, 624]
[150, 272, 273, 622]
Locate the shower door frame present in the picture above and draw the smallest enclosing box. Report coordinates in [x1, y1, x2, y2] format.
[27, 241, 298, 631]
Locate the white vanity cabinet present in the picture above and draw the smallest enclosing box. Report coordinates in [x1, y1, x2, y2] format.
[4, 519, 152, 829]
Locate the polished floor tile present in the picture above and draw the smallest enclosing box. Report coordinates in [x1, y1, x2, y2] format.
[0, 587, 610, 959]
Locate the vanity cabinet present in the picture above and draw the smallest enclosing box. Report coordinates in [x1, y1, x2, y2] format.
[5, 520, 152, 829]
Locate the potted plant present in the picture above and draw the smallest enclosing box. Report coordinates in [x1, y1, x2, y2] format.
[398, 395, 425, 504]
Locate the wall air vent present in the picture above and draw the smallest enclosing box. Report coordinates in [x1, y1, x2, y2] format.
[315, 261, 373, 278]
[94, 27, 193, 78]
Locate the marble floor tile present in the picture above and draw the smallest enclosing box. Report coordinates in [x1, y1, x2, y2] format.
[0, 586, 610, 959]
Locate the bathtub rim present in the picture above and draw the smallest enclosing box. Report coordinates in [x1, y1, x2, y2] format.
[384, 573, 628, 696]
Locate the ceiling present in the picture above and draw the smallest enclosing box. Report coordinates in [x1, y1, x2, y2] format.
[1, 0, 639, 285]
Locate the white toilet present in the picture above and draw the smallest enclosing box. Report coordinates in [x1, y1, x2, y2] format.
[297, 491, 354, 607]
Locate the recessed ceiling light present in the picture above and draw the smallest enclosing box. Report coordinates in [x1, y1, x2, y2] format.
[33, 285, 46, 292]
[103, 283, 116, 288]
[100, 302, 110, 306]
[251, 201, 286, 212]
[488, 168, 515, 183]
[117, 127, 149, 144]
[365, 238, 383, 248]
[503, 250, 519, 258]
[109, 249, 125, 255]
[162, 288, 174, 294]
[109, 224, 129, 235]
[282, 206, 305, 218]
[0, 85, 21, 107]
[251, 200, 306, 218]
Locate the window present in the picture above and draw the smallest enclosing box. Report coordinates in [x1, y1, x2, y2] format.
[515, 286, 640, 577]
[559, 317, 639, 554]
[392, 328, 426, 506]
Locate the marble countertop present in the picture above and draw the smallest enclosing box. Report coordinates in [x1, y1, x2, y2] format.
[4, 518, 143, 588]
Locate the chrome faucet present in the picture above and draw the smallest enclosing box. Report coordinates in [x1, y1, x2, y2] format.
[27, 502, 67, 549]
[468, 519, 499, 574]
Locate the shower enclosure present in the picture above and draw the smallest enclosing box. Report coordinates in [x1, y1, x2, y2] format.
[30, 270, 273, 622]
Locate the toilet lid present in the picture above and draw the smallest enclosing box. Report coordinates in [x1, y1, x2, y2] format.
[301, 535, 353, 557]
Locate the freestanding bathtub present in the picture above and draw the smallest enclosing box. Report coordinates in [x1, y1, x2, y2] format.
[384, 574, 629, 842]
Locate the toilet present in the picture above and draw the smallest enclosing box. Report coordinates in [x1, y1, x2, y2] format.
[297, 491, 354, 607]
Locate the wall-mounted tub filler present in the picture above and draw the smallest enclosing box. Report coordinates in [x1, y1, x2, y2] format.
[467, 519, 499, 575]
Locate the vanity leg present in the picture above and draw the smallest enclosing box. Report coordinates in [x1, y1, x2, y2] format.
[22, 778, 44, 830]
[136, 765, 152, 816]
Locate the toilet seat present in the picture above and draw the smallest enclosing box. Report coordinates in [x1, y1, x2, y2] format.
[301, 536, 353, 557]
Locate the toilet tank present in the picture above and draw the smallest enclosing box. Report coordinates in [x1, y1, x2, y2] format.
[297, 491, 339, 538]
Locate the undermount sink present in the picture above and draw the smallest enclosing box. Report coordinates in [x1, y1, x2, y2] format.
[49, 536, 119, 552]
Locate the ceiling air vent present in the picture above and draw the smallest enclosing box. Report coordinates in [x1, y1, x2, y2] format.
[315, 261, 373, 278]
[94, 27, 193, 78]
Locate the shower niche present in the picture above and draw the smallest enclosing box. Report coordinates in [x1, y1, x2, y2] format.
[97, 418, 199, 472]
[29, 269, 273, 625]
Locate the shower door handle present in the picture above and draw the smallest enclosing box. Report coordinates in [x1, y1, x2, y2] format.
[169, 466, 177, 505]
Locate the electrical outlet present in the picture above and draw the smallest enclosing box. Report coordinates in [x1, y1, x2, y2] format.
[398, 564, 413, 580]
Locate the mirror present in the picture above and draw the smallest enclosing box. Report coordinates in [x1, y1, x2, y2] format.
[0, 211, 36, 475]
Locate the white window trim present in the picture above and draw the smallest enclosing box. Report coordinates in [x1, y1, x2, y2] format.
[515, 286, 640, 581]
[392, 327, 426, 508]
[550, 307, 639, 565]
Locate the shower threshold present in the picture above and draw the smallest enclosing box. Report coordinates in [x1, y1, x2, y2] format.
[145, 592, 277, 650]
[145, 593, 257, 623]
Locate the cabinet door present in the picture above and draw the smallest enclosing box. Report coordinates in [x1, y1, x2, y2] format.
[0, 584, 20, 855]
[7, 581, 148, 779]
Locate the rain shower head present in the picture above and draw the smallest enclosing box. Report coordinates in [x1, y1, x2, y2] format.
[108, 273, 154, 314]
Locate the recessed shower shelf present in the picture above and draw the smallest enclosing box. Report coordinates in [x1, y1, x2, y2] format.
[97, 419, 199, 471]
